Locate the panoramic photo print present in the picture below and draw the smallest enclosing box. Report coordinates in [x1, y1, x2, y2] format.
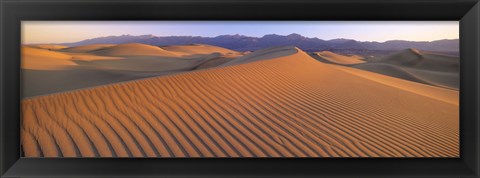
[21, 21, 459, 157]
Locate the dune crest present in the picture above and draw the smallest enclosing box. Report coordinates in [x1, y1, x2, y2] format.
[221, 45, 299, 66]
[29, 44, 69, 50]
[22, 47, 76, 70]
[312, 51, 365, 65]
[162, 44, 240, 55]
[61, 44, 116, 53]
[91, 43, 180, 57]
[354, 48, 459, 89]
[21, 43, 245, 98]
[22, 46, 458, 158]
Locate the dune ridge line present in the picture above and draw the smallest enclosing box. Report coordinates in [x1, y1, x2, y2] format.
[21, 46, 459, 157]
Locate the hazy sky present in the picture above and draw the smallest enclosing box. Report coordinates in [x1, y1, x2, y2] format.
[22, 21, 459, 44]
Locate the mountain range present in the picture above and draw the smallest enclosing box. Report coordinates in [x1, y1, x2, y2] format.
[58, 33, 459, 53]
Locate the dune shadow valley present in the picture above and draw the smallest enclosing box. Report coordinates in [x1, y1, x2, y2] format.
[21, 42, 459, 158]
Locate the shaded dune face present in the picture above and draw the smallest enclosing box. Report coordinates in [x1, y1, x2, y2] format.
[21, 43, 242, 98]
[353, 48, 459, 90]
[220, 45, 299, 66]
[162, 44, 240, 55]
[60, 44, 116, 53]
[21, 47, 458, 157]
[377, 48, 459, 73]
[311, 51, 365, 65]
[90, 43, 181, 57]
[28, 44, 69, 50]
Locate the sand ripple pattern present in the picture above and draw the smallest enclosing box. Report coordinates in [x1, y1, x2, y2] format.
[21, 51, 459, 157]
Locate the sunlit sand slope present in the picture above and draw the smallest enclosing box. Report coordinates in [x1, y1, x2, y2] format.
[28, 44, 69, 50]
[21, 47, 458, 158]
[22, 43, 242, 98]
[22, 46, 77, 70]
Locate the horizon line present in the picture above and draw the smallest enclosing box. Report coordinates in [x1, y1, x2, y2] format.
[23, 33, 460, 45]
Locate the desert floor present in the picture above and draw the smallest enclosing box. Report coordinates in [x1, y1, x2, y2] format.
[21, 44, 459, 157]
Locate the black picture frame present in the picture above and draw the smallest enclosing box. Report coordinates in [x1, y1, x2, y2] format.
[1, 0, 479, 177]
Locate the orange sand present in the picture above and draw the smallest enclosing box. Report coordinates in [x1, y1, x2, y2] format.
[21, 46, 458, 157]
[21, 43, 241, 98]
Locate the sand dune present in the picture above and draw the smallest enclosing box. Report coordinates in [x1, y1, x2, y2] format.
[375, 48, 459, 72]
[195, 57, 234, 70]
[353, 48, 459, 90]
[29, 44, 69, 50]
[311, 51, 365, 65]
[22, 68, 149, 98]
[21, 46, 458, 157]
[404, 68, 459, 89]
[162, 44, 240, 55]
[221, 46, 298, 66]
[70, 54, 125, 61]
[22, 43, 243, 98]
[350, 55, 364, 60]
[355, 63, 459, 90]
[91, 43, 180, 57]
[22, 47, 77, 70]
[61, 44, 117, 53]
[73, 55, 215, 72]
[333, 65, 458, 105]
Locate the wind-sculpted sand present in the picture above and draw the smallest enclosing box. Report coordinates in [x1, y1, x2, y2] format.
[353, 48, 459, 90]
[22, 46, 77, 70]
[21, 46, 458, 157]
[29, 44, 69, 50]
[311, 51, 365, 65]
[60, 44, 116, 53]
[22, 43, 240, 98]
[162, 44, 240, 55]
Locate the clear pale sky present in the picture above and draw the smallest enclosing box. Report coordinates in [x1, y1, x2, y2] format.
[22, 21, 459, 44]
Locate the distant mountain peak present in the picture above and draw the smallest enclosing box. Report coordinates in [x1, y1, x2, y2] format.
[58, 34, 459, 53]
[262, 34, 281, 38]
[139, 34, 156, 38]
[217, 34, 245, 38]
[328, 38, 354, 43]
[287, 33, 304, 37]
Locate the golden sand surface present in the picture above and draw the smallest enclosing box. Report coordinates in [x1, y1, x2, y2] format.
[21, 46, 458, 157]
